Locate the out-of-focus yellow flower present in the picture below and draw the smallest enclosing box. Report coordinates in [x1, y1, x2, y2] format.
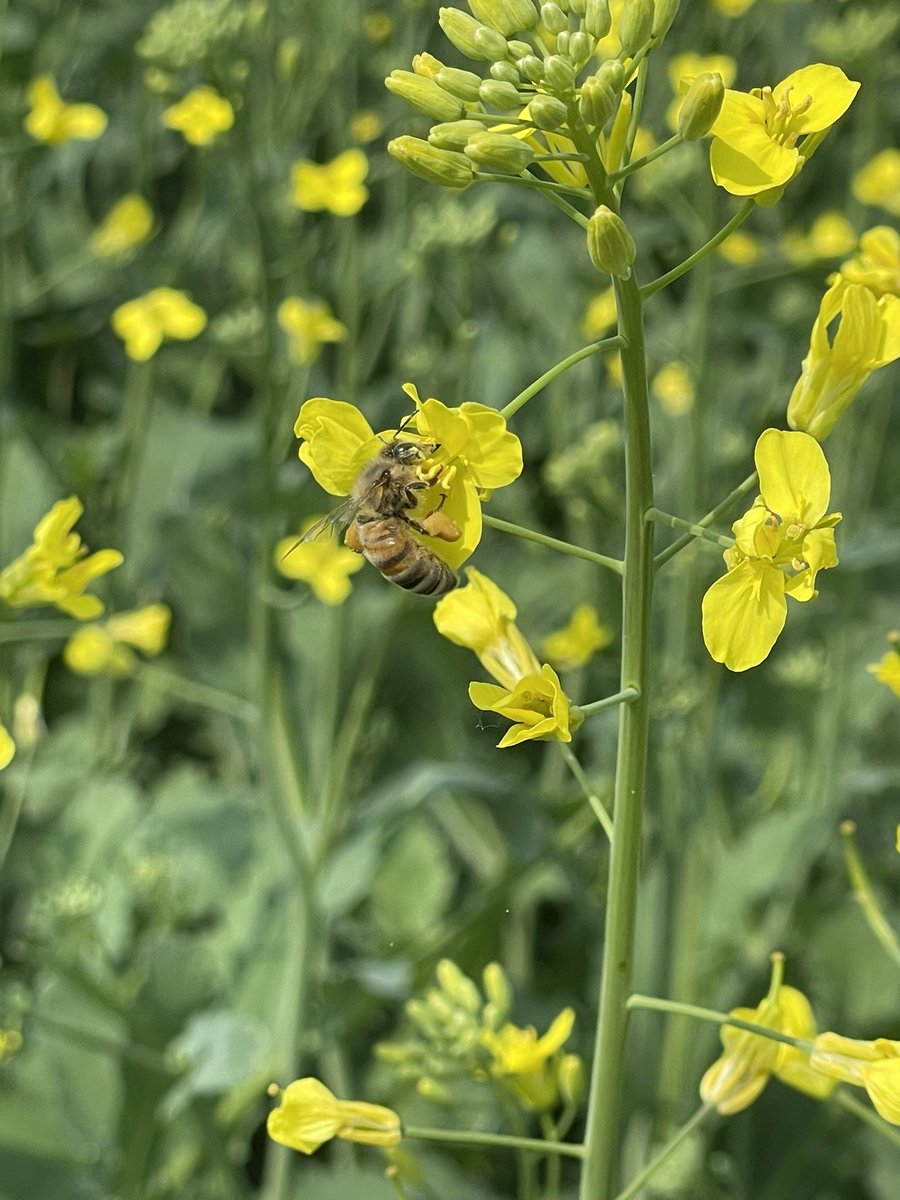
[811, 1033, 900, 1124]
[275, 519, 364, 605]
[0, 724, 15, 770]
[702, 430, 840, 672]
[469, 664, 576, 748]
[541, 604, 613, 669]
[364, 11, 394, 43]
[291, 150, 369, 216]
[666, 53, 737, 131]
[434, 567, 540, 689]
[787, 279, 900, 440]
[868, 636, 900, 697]
[852, 149, 900, 218]
[483, 1007, 575, 1111]
[711, 0, 758, 15]
[350, 109, 384, 143]
[162, 86, 234, 145]
[0, 497, 122, 620]
[718, 230, 761, 265]
[709, 65, 859, 196]
[651, 361, 695, 416]
[277, 297, 347, 366]
[112, 287, 207, 361]
[781, 212, 857, 266]
[267, 1077, 401, 1154]
[0, 1029, 23, 1062]
[838, 226, 900, 299]
[63, 604, 171, 677]
[89, 194, 154, 259]
[581, 288, 618, 341]
[24, 75, 107, 144]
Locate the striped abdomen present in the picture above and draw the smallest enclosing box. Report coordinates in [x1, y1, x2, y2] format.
[354, 517, 457, 596]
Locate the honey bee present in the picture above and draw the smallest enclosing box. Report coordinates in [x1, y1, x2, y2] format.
[291, 435, 462, 596]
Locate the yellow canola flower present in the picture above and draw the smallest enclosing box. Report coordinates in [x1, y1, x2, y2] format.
[90, 194, 154, 259]
[702, 429, 841, 672]
[781, 212, 857, 266]
[811, 1033, 900, 1124]
[64, 604, 171, 678]
[838, 226, 900, 300]
[541, 603, 613, 669]
[581, 288, 618, 341]
[0, 723, 15, 770]
[162, 86, 234, 145]
[712, 0, 758, 14]
[112, 287, 207, 361]
[852, 149, 900, 217]
[350, 109, 384, 143]
[651, 361, 695, 416]
[434, 567, 540, 690]
[0, 496, 122, 620]
[291, 149, 369, 216]
[277, 297, 347, 366]
[267, 1077, 401, 1155]
[483, 1007, 576, 1112]
[868, 636, 900, 697]
[666, 53, 737, 132]
[24, 75, 107, 144]
[275, 519, 364, 604]
[294, 390, 522, 571]
[717, 230, 761, 266]
[787, 279, 900, 441]
[469, 664, 575, 748]
[709, 64, 859, 197]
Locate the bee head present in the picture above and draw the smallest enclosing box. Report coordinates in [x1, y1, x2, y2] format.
[389, 440, 439, 464]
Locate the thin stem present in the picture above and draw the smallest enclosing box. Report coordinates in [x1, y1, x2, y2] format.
[609, 134, 683, 184]
[645, 507, 734, 550]
[540, 187, 591, 229]
[654, 471, 758, 569]
[831, 1089, 900, 1150]
[626, 994, 809, 1053]
[404, 1126, 585, 1159]
[579, 687, 639, 718]
[138, 664, 257, 723]
[641, 200, 756, 298]
[476, 172, 592, 201]
[558, 743, 614, 842]
[611, 1105, 714, 1200]
[840, 820, 900, 969]
[0, 619, 76, 642]
[502, 336, 626, 420]
[483, 515, 623, 576]
[29, 1011, 174, 1075]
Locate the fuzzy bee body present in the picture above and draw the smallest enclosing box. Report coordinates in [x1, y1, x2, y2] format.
[346, 513, 458, 596]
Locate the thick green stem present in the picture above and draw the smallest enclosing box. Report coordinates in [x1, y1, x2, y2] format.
[579, 269, 655, 1200]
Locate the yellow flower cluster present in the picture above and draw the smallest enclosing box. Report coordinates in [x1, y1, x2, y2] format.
[163, 86, 234, 146]
[112, 287, 207, 361]
[64, 604, 171, 677]
[276, 297, 347, 366]
[24, 75, 107, 144]
[274, 518, 363, 605]
[290, 150, 369, 216]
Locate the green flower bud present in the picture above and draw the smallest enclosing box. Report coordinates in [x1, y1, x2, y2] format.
[490, 60, 521, 83]
[568, 30, 591, 65]
[429, 118, 487, 149]
[578, 76, 616, 128]
[570, 0, 587, 12]
[480, 78, 523, 108]
[465, 130, 535, 173]
[507, 39, 533, 58]
[555, 30, 571, 56]
[544, 53, 576, 93]
[483, 962, 512, 1021]
[435, 66, 484, 101]
[540, 2, 569, 34]
[436, 959, 482, 1012]
[587, 204, 636, 278]
[474, 24, 511, 60]
[558, 1053, 585, 1106]
[652, 0, 680, 38]
[468, 0, 539, 35]
[388, 135, 476, 188]
[439, 7, 499, 60]
[530, 93, 569, 129]
[618, 0, 655, 55]
[385, 71, 466, 122]
[595, 58, 626, 93]
[518, 54, 545, 83]
[412, 52, 445, 79]
[584, 0, 612, 39]
[676, 71, 724, 140]
[417, 1076, 453, 1103]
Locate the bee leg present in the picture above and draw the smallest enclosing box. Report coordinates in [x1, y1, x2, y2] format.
[344, 521, 364, 553]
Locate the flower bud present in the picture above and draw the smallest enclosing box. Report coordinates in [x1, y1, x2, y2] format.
[587, 204, 636, 278]
[465, 130, 536, 173]
[618, 0, 655, 55]
[429, 118, 487, 149]
[584, 0, 612, 39]
[385, 71, 465, 122]
[595, 58, 625, 92]
[578, 76, 616, 127]
[568, 30, 591, 65]
[507, 38, 532, 58]
[540, 2, 569, 34]
[652, 0, 680, 38]
[480, 78, 522, 108]
[518, 54, 545, 83]
[555, 30, 571, 56]
[529, 93, 569, 130]
[558, 1053, 585, 1106]
[436, 959, 482, 1012]
[676, 71, 724, 140]
[388, 136, 476, 188]
[468, 0, 539, 35]
[435, 66, 484, 101]
[490, 60, 521, 83]
[439, 7, 500, 59]
[543, 53, 576, 93]
[483, 962, 512, 1020]
[412, 52, 445, 79]
[475, 24, 511, 59]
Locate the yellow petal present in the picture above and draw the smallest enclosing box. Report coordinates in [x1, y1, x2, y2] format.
[754, 429, 831, 527]
[0, 724, 15, 770]
[773, 65, 860, 135]
[863, 1058, 900, 1125]
[710, 134, 799, 196]
[294, 398, 378, 496]
[702, 559, 787, 672]
[267, 1078, 342, 1155]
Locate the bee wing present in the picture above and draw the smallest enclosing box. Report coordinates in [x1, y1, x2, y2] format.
[281, 496, 363, 560]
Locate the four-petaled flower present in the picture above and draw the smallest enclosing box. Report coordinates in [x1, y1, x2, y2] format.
[64, 604, 172, 678]
[275, 518, 364, 604]
[163, 86, 234, 146]
[267, 1077, 401, 1155]
[24, 75, 107, 145]
[112, 287, 207, 361]
[0, 497, 123, 620]
[810, 1033, 900, 1125]
[291, 150, 369, 216]
[90, 194, 154, 259]
[483, 1007, 576, 1112]
[469, 664, 575, 748]
[702, 429, 841, 672]
[277, 297, 347, 365]
[541, 604, 613, 670]
[709, 64, 859, 196]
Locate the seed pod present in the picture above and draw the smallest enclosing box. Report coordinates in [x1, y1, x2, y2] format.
[544, 53, 576, 93]
[435, 66, 484, 101]
[618, 0, 655, 55]
[429, 118, 488, 150]
[584, 0, 612, 39]
[490, 60, 521, 83]
[540, 2, 569, 34]
[439, 7, 500, 59]
[465, 130, 536, 173]
[530, 93, 569, 129]
[480, 78, 523, 108]
[468, 0, 539, 34]
[578, 75, 616, 128]
[587, 204, 636, 278]
[385, 70, 465, 122]
[676, 71, 725, 140]
[388, 135, 476, 188]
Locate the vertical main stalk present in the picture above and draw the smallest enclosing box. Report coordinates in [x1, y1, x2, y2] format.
[579, 271, 655, 1199]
